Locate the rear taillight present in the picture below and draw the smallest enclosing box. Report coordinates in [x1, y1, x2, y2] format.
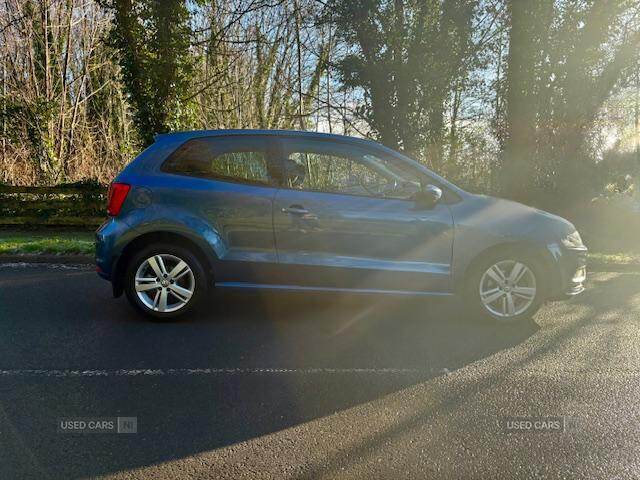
[107, 182, 131, 216]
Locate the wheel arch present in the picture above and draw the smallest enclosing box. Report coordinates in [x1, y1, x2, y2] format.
[455, 241, 558, 295]
[112, 230, 217, 297]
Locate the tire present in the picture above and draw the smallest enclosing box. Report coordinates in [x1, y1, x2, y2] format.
[124, 243, 207, 320]
[464, 250, 547, 324]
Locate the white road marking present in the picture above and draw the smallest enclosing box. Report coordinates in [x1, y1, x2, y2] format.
[0, 367, 434, 378]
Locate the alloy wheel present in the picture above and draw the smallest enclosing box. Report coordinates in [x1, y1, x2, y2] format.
[134, 254, 195, 313]
[479, 260, 537, 318]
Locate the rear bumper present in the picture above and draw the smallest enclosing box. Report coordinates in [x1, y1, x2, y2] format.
[95, 219, 115, 281]
[548, 244, 587, 299]
[95, 217, 133, 282]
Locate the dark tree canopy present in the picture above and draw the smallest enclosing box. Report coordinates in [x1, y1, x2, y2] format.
[103, 0, 194, 146]
[329, 0, 476, 169]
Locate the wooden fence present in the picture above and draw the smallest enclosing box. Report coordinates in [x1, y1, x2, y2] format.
[0, 183, 107, 227]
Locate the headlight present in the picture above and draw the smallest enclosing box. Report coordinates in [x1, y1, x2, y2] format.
[561, 230, 583, 248]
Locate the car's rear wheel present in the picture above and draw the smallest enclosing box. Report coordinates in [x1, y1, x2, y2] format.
[124, 244, 206, 320]
[465, 251, 546, 323]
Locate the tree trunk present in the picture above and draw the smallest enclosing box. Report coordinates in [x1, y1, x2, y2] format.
[499, 0, 551, 203]
[425, 99, 444, 170]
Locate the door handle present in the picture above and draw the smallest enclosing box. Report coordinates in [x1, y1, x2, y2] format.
[282, 205, 310, 215]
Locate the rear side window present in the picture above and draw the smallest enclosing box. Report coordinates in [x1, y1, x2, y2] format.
[162, 136, 274, 186]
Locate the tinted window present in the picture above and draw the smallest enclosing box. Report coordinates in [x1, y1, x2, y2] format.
[280, 139, 421, 199]
[163, 136, 273, 185]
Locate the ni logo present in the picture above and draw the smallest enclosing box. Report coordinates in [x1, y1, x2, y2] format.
[117, 417, 137, 434]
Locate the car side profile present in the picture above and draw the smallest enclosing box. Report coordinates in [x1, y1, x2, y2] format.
[96, 129, 587, 322]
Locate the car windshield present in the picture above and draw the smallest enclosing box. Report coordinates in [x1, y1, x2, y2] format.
[357, 153, 423, 198]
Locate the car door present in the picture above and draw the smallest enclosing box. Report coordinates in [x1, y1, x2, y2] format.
[271, 137, 454, 293]
[160, 135, 280, 284]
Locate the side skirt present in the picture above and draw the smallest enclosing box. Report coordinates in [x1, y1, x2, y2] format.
[214, 282, 453, 297]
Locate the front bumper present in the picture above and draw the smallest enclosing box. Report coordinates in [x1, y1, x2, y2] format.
[549, 244, 588, 299]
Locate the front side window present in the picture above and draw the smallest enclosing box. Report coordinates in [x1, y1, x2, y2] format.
[162, 137, 272, 186]
[280, 140, 421, 199]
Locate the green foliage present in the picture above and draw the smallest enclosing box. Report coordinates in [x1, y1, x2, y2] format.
[2, 0, 640, 211]
[328, 0, 476, 166]
[0, 184, 107, 227]
[103, 0, 195, 145]
[500, 0, 640, 204]
[0, 235, 95, 255]
[0, 96, 59, 177]
[588, 252, 640, 266]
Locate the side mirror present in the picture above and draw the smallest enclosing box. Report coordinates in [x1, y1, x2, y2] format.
[414, 184, 442, 209]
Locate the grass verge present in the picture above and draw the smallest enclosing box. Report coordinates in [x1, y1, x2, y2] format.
[0, 232, 94, 255]
[588, 252, 640, 266]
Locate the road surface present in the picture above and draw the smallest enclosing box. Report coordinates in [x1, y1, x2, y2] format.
[0, 264, 638, 479]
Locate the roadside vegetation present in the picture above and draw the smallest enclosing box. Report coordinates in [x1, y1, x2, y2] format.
[0, 232, 94, 255]
[2, 1, 640, 259]
[2, 1, 640, 205]
[588, 252, 640, 267]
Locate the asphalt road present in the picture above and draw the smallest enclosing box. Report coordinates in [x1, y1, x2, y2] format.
[0, 264, 639, 479]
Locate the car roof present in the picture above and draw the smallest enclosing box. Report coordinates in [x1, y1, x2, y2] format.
[154, 129, 380, 148]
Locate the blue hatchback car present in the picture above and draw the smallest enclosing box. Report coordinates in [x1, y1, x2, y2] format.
[96, 130, 587, 322]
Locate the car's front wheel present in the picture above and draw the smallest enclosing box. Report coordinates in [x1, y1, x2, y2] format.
[465, 252, 546, 323]
[124, 244, 206, 319]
